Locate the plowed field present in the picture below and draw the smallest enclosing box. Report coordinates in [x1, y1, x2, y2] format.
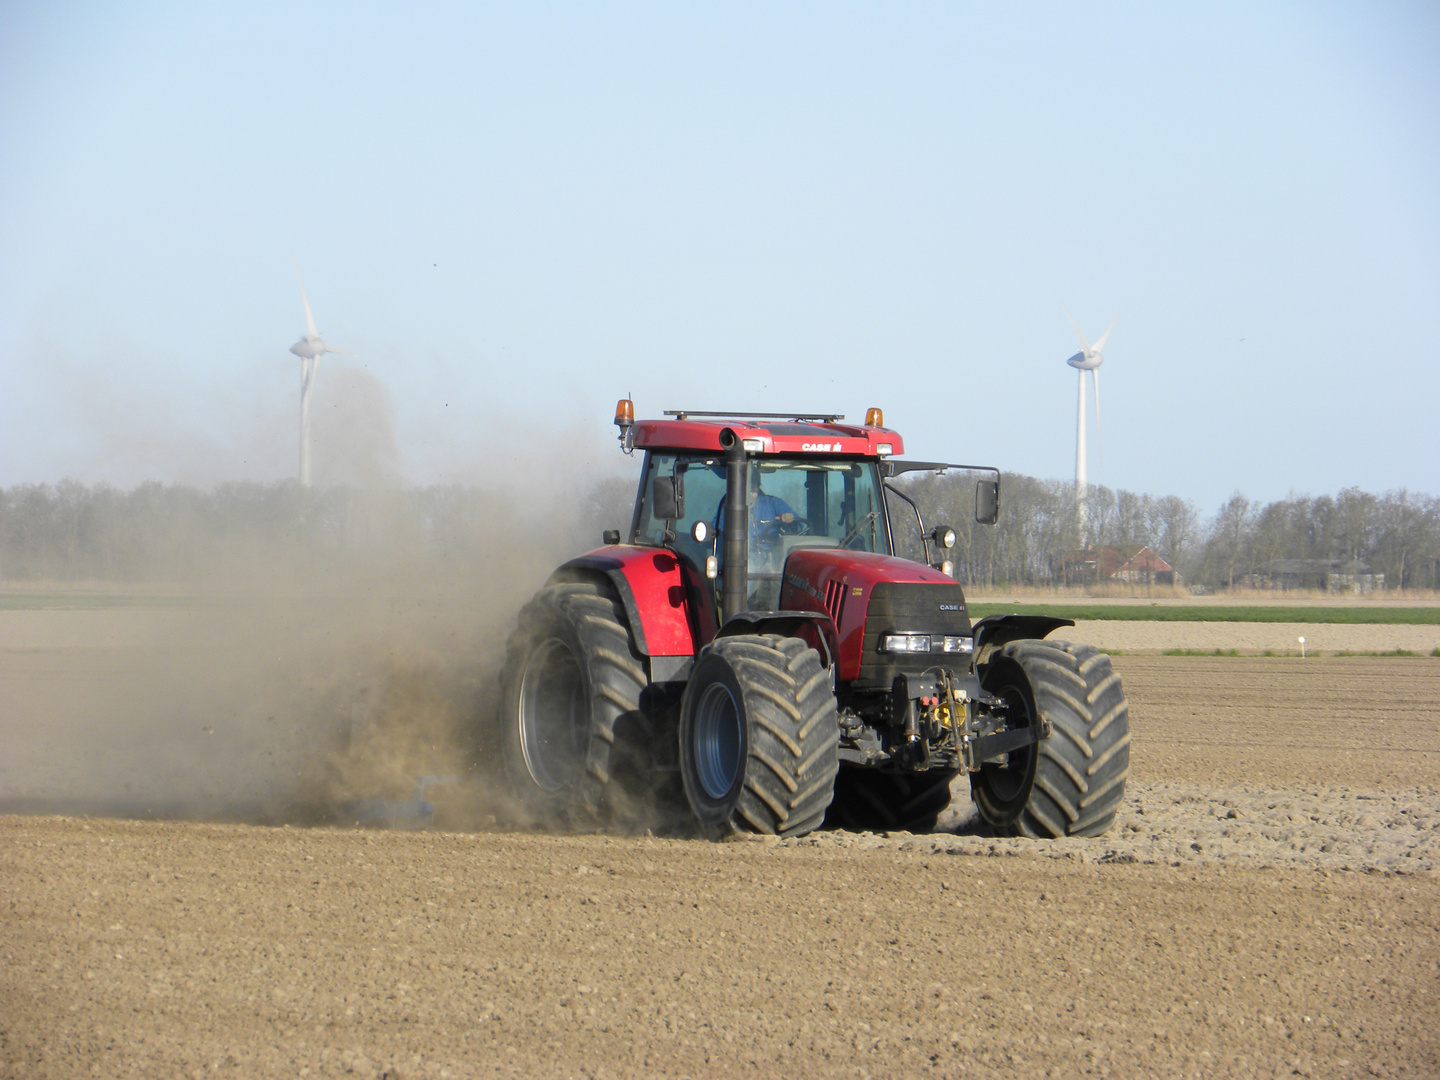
[2, 618, 1439, 1079]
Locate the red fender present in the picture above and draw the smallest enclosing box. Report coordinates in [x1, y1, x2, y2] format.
[548, 546, 705, 658]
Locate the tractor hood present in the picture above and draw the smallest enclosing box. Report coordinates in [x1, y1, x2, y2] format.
[778, 548, 973, 684]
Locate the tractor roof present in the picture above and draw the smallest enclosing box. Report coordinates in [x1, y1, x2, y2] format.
[630, 410, 905, 457]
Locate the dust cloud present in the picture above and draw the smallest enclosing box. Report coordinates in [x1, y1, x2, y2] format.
[0, 478, 624, 829]
[2, 345, 652, 827]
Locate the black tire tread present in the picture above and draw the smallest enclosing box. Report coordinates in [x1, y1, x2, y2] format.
[1001, 638, 1130, 839]
[825, 768, 958, 834]
[500, 580, 646, 826]
[687, 635, 838, 838]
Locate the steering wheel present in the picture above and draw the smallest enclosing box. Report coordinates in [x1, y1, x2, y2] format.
[756, 514, 810, 536]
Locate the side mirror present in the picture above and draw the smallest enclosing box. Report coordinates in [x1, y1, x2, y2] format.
[975, 480, 999, 525]
[652, 475, 684, 520]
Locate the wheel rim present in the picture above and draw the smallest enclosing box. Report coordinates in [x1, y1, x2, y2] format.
[976, 679, 1035, 809]
[692, 681, 743, 800]
[518, 637, 586, 793]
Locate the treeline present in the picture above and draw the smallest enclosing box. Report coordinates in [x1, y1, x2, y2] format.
[895, 474, 1440, 592]
[2, 477, 1437, 593]
[0, 479, 617, 583]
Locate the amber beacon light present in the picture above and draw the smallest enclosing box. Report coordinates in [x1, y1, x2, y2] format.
[864, 407, 884, 427]
[614, 397, 635, 451]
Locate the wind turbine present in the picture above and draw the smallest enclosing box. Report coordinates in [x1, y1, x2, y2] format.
[289, 262, 354, 486]
[1063, 305, 1116, 503]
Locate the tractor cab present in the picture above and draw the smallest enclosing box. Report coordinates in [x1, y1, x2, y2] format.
[631, 451, 892, 610]
[616, 406, 1000, 627]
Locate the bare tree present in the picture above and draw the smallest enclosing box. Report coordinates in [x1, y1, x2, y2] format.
[1148, 494, 1198, 582]
[1215, 492, 1253, 590]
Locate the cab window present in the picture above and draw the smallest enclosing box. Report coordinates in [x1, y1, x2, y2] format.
[633, 453, 729, 571]
[636, 453, 891, 609]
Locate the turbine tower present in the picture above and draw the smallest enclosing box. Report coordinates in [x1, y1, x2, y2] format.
[1064, 305, 1116, 504]
[289, 263, 354, 486]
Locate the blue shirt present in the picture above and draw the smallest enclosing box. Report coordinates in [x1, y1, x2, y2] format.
[716, 491, 799, 548]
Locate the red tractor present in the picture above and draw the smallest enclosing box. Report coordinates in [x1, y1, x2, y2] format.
[496, 403, 1130, 839]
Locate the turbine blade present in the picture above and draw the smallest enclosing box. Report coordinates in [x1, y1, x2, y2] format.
[1092, 313, 1118, 355]
[1092, 368, 1102, 463]
[293, 258, 319, 340]
[328, 346, 356, 357]
[1063, 304, 1091, 352]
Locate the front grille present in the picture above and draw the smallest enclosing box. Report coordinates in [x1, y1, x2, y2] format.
[854, 581, 973, 688]
[824, 578, 848, 627]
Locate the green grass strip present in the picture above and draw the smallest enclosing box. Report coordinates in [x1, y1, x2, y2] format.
[1159, 647, 1435, 658]
[967, 603, 1440, 625]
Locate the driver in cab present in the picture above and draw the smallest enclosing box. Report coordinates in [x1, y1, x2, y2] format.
[716, 468, 801, 550]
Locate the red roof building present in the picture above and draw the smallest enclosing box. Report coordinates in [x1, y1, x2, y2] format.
[1062, 545, 1176, 585]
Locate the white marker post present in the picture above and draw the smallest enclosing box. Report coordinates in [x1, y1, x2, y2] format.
[1298, 635, 1306, 659]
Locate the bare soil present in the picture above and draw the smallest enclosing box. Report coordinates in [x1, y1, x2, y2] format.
[966, 587, 1440, 607]
[2, 615, 1439, 1078]
[1064, 620, 1440, 656]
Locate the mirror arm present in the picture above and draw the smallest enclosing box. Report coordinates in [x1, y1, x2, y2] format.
[883, 482, 930, 566]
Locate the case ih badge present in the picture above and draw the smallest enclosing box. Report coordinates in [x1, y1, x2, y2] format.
[496, 402, 1130, 838]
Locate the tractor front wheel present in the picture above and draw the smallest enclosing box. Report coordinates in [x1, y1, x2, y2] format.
[972, 639, 1130, 837]
[679, 635, 838, 838]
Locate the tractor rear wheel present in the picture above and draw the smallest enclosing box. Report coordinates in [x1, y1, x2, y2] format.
[972, 639, 1130, 837]
[498, 581, 647, 828]
[825, 768, 958, 834]
[679, 635, 838, 838]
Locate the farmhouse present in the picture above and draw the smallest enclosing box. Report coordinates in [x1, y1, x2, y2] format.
[1062, 545, 1177, 586]
[1244, 557, 1385, 594]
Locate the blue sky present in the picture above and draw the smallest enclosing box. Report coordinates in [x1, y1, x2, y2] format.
[2, 2, 1436, 513]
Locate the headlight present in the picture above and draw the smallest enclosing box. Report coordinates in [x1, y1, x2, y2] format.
[879, 632, 932, 653]
[941, 635, 974, 654]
